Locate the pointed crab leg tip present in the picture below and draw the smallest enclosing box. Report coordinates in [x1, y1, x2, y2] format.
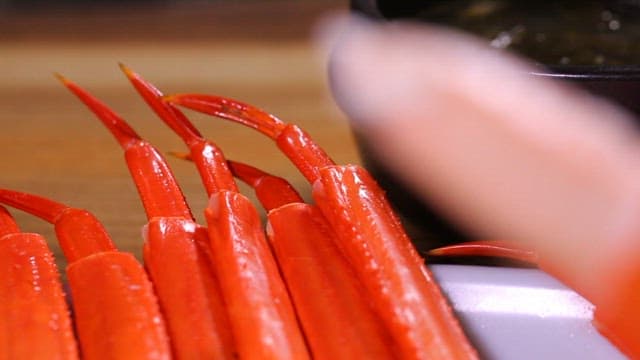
[161, 94, 176, 103]
[54, 72, 72, 85]
[428, 244, 483, 257]
[118, 63, 136, 78]
[427, 248, 445, 256]
[428, 241, 538, 264]
[168, 151, 192, 161]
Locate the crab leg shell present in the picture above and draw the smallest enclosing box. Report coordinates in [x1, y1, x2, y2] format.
[143, 217, 235, 359]
[123, 68, 309, 359]
[227, 160, 303, 209]
[429, 240, 539, 264]
[166, 93, 478, 359]
[230, 160, 395, 359]
[0, 190, 171, 359]
[267, 204, 396, 359]
[120, 64, 238, 196]
[67, 251, 170, 359]
[0, 189, 116, 262]
[0, 205, 19, 236]
[57, 74, 192, 220]
[60, 76, 236, 358]
[313, 165, 476, 359]
[163, 94, 334, 183]
[0, 206, 78, 359]
[206, 190, 310, 360]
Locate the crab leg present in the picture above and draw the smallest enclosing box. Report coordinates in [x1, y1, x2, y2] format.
[165, 94, 478, 359]
[59, 75, 235, 360]
[0, 205, 78, 359]
[229, 160, 396, 359]
[429, 240, 538, 264]
[0, 190, 170, 359]
[121, 66, 310, 360]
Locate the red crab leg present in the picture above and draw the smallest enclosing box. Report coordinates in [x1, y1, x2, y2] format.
[230, 160, 396, 359]
[56, 74, 192, 220]
[119, 64, 237, 197]
[429, 240, 538, 264]
[0, 189, 116, 261]
[163, 94, 333, 183]
[226, 161, 304, 209]
[166, 94, 477, 359]
[59, 75, 237, 359]
[0, 190, 170, 359]
[0, 205, 79, 359]
[121, 66, 310, 359]
[0, 206, 19, 236]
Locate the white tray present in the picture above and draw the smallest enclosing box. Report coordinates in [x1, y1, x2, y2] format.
[431, 265, 627, 359]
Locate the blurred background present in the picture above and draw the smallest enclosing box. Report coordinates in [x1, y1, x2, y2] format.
[0, 0, 355, 267]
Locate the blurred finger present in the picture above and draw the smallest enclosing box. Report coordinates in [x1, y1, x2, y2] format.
[324, 16, 640, 301]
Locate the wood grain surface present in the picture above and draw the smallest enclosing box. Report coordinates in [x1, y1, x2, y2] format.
[0, 0, 359, 269]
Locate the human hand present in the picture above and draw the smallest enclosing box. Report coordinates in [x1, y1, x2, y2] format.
[323, 16, 639, 356]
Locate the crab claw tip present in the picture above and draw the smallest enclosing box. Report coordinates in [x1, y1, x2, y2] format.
[161, 94, 177, 103]
[54, 72, 71, 85]
[118, 62, 136, 78]
[168, 151, 192, 161]
[427, 248, 445, 256]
